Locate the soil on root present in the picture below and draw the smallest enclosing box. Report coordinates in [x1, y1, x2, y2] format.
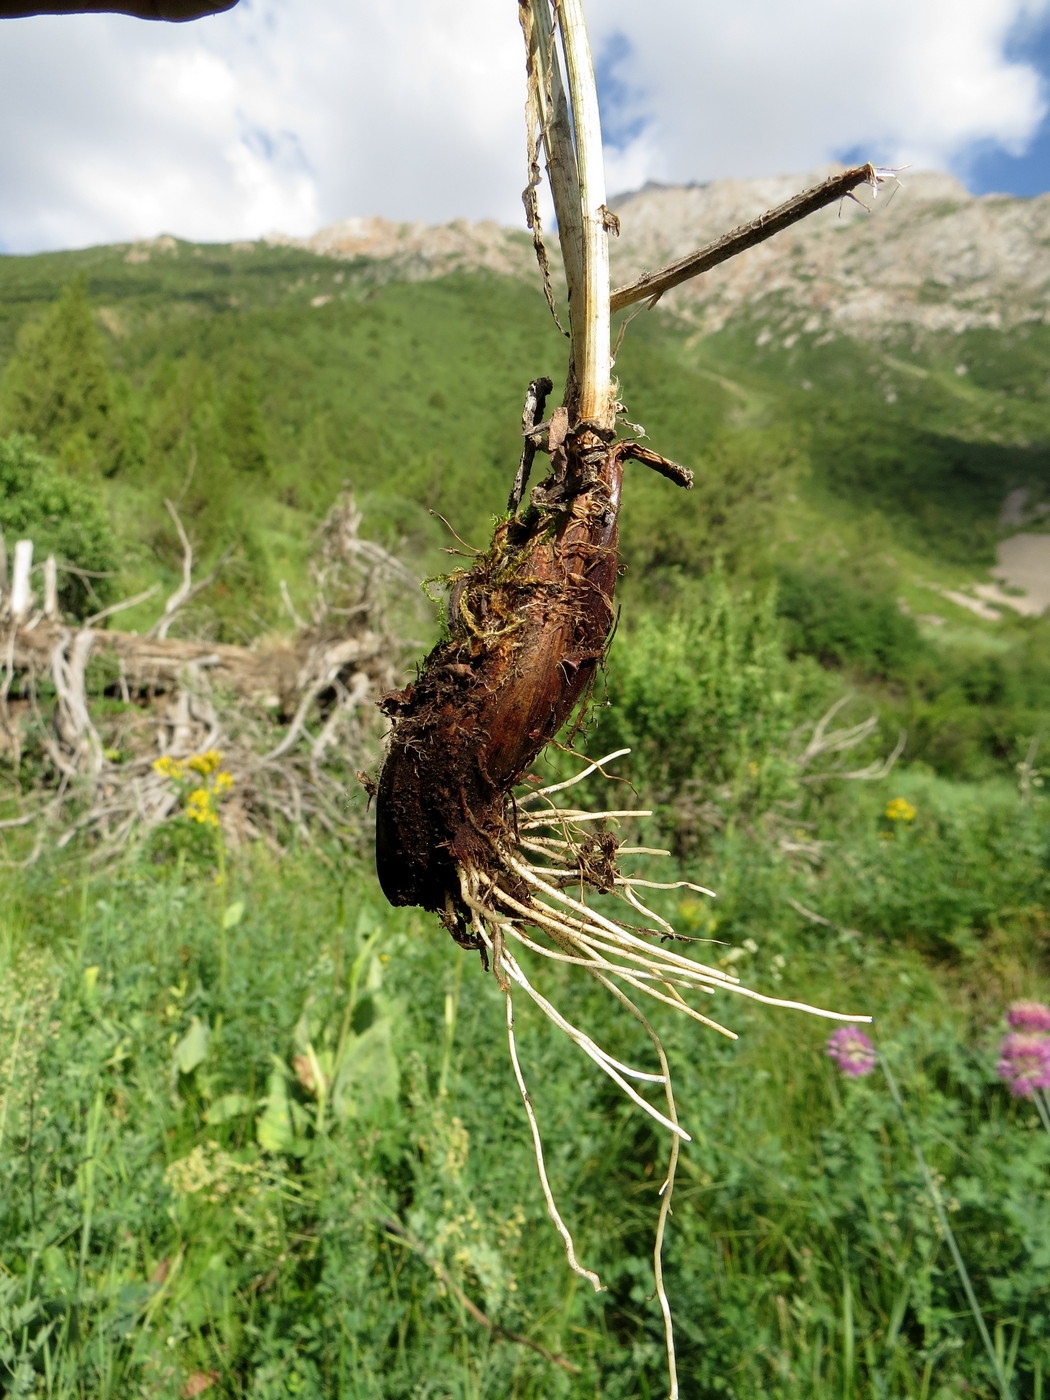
[375, 437, 623, 931]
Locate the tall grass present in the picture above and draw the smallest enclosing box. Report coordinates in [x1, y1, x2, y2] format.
[1, 815, 1048, 1398]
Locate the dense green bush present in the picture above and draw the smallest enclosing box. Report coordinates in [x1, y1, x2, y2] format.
[797, 775, 1050, 958]
[618, 427, 805, 587]
[588, 572, 835, 852]
[0, 433, 117, 615]
[0, 276, 137, 479]
[776, 565, 925, 677]
[905, 626, 1050, 779]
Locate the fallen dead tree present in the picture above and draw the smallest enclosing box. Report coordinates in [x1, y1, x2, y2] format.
[0, 491, 418, 856]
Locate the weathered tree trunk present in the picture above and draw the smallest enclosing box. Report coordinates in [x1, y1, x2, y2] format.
[0, 493, 412, 852]
[6, 617, 388, 711]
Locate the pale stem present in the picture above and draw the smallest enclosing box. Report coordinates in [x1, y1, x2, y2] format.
[880, 1055, 1013, 1400]
[10, 539, 33, 620]
[505, 852, 738, 979]
[520, 808, 653, 828]
[618, 879, 676, 933]
[487, 884, 738, 1036]
[507, 852, 873, 1022]
[554, 0, 613, 426]
[494, 939, 689, 1138]
[616, 877, 718, 896]
[524, 0, 584, 304]
[610, 164, 882, 313]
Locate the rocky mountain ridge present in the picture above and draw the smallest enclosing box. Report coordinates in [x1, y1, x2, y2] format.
[265, 166, 1050, 342]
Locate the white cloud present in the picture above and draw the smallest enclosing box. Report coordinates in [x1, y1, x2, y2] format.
[0, 0, 1046, 252]
[590, 0, 1050, 187]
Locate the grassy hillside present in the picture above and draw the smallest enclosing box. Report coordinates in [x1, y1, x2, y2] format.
[1, 235, 1047, 606]
[1, 238, 1050, 1398]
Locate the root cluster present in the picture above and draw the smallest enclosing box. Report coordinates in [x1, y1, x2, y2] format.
[445, 747, 869, 1395]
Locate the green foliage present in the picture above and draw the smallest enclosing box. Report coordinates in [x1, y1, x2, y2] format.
[618, 426, 805, 588]
[904, 624, 1050, 779]
[1, 224, 1050, 1397]
[590, 572, 817, 846]
[0, 434, 117, 615]
[0, 242, 1046, 715]
[0, 276, 135, 478]
[142, 351, 228, 500]
[793, 773, 1050, 957]
[222, 358, 270, 477]
[0, 834, 1048, 1398]
[776, 565, 925, 677]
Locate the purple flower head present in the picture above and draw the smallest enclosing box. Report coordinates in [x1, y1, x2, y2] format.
[996, 1032, 1050, 1098]
[1006, 1000, 1050, 1033]
[826, 1026, 877, 1078]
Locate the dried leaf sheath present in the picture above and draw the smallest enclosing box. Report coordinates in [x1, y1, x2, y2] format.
[375, 438, 622, 922]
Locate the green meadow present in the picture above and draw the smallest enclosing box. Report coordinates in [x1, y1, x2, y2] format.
[1, 238, 1049, 1397]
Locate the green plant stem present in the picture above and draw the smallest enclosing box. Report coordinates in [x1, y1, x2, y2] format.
[438, 951, 463, 1099]
[879, 1055, 1013, 1400]
[77, 1091, 104, 1282]
[215, 822, 227, 996]
[1034, 1090, 1050, 1144]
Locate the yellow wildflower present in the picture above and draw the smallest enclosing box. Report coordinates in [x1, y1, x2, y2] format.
[187, 748, 222, 777]
[153, 755, 185, 779]
[187, 788, 219, 827]
[884, 797, 916, 823]
[213, 770, 234, 794]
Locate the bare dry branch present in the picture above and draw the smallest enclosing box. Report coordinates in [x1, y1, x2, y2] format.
[0, 488, 420, 858]
[611, 164, 883, 312]
[84, 585, 161, 629]
[147, 500, 236, 640]
[797, 697, 906, 783]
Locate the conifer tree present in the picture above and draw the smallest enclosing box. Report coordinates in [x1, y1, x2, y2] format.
[222, 359, 269, 476]
[0, 276, 126, 476]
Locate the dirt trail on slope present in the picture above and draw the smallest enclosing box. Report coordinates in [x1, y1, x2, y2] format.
[973, 533, 1050, 617]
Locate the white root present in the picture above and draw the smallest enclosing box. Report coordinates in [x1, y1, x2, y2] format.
[590, 970, 681, 1400]
[503, 986, 604, 1292]
[523, 747, 631, 799]
[456, 743, 869, 1395]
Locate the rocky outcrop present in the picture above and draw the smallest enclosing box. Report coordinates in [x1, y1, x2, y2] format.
[266, 215, 536, 283]
[267, 167, 1050, 342]
[607, 167, 1050, 339]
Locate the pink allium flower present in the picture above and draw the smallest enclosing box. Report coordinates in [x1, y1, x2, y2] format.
[826, 1026, 877, 1078]
[996, 1032, 1050, 1098]
[1006, 1000, 1050, 1033]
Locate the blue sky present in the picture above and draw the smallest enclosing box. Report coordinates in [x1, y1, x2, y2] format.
[965, 12, 1050, 194]
[0, 0, 1047, 254]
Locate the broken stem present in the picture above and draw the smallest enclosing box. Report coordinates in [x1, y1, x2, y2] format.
[555, 0, 613, 425]
[611, 163, 884, 312]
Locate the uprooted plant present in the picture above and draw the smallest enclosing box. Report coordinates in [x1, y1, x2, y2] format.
[374, 2, 894, 1393]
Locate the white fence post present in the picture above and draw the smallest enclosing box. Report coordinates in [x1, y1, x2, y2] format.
[43, 555, 59, 619]
[10, 539, 34, 620]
